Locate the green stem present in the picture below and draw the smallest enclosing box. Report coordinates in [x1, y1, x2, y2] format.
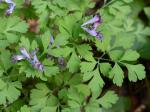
[102, 0, 115, 9]
[99, 57, 113, 62]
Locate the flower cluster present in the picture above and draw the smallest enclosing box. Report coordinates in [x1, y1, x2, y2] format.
[12, 48, 44, 71]
[81, 14, 103, 41]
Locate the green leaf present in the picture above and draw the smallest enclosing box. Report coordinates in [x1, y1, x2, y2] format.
[6, 17, 28, 33]
[0, 79, 6, 90]
[89, 70, 104, 97]
[41, 31, 50, 52]
[19, 37, 30, 50]
[80, 61, 96, 73]
[44, 66, 59, 77]
[77, 44, 95, 61]
[19, 62, 47, 81]
[0, 50, 12, 70]
[75, 84, 91, 97]
[67, 87, 84, 109]
[112, 33, 135, 49]
[109, 49, 124, 61]
[120, 50, 140, 61]
[0, 40, 9, 48]
[123, 19, 135, 32]
[30, 83, 58, 112]
[0, 81, 22, 105]
[97, 91, 119, 109]
[6, 99, 24, 112]
[68, 74, 82, 86]
[41, 106, 57, 112]
[18, 105, 31, 112]
[0, 17, 28, 45]
[32, 0, 50, 28]
[31, 40, 38, 50]
[135, 24, 150, 37]
[58, 15, 78, 35]
[94, 29, 111, 52]
[54, 33, 69, 46]
[109, 63, 124, 86]
[144, 7, 150, 21]
[125, 64, 146, 82]
[85, 100, 101, 112]
[83, 68, 104, 98]
[67, 51, 80, 73]
[0, 66, 4, 77]
[123, 0, 133, 3]
[100, 63, 112, 76]
[108, 1, 131, 16]
[103, 97, 131, 112]
[32, 0, 49, 14]
[139, 38, 150, 59]
[6, 33, 18, 43]
[49, 47, 72, 57]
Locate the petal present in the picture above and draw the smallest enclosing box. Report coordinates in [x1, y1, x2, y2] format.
[96, 32, 103, 41]
[20, 48, 31, 59]
[31, 48, 38, 56]
[82, 27, 97, 36]
[12, 55, 25, 63]
[5, 0, 16, 14]
[30, 49, 44, 71]
[32, 55, 39, 63]
[93, 21, 101, 30]
[33, 62, 44, 71]
[5, 0, 13, 3]
[81, 14, 102, 27]
[50, 35, 54, 45]
[82, 27, 103, 41]
[30, 49, 40, 63]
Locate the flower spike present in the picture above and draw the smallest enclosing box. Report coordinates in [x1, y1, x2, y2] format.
[12, 48, 44, 72]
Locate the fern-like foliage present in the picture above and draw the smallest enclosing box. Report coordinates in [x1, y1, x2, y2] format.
[0, 0, 149, 112]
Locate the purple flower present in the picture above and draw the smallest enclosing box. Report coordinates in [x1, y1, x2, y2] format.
[81, 14, 103, 41]
[82, 27, 103, 41]
[31, 54, 44, 71]
[30, 48, 44, 71]
[32, 62, 44, 72]
[82, 27, 98, 37]
[12, 55, 25, 63]
[96, 32, 103, 41]
[5, 0, 16, 15]
[81, 14, 102, 28]
[19, 48, 31, 60]
[12, 48, 44, 72]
